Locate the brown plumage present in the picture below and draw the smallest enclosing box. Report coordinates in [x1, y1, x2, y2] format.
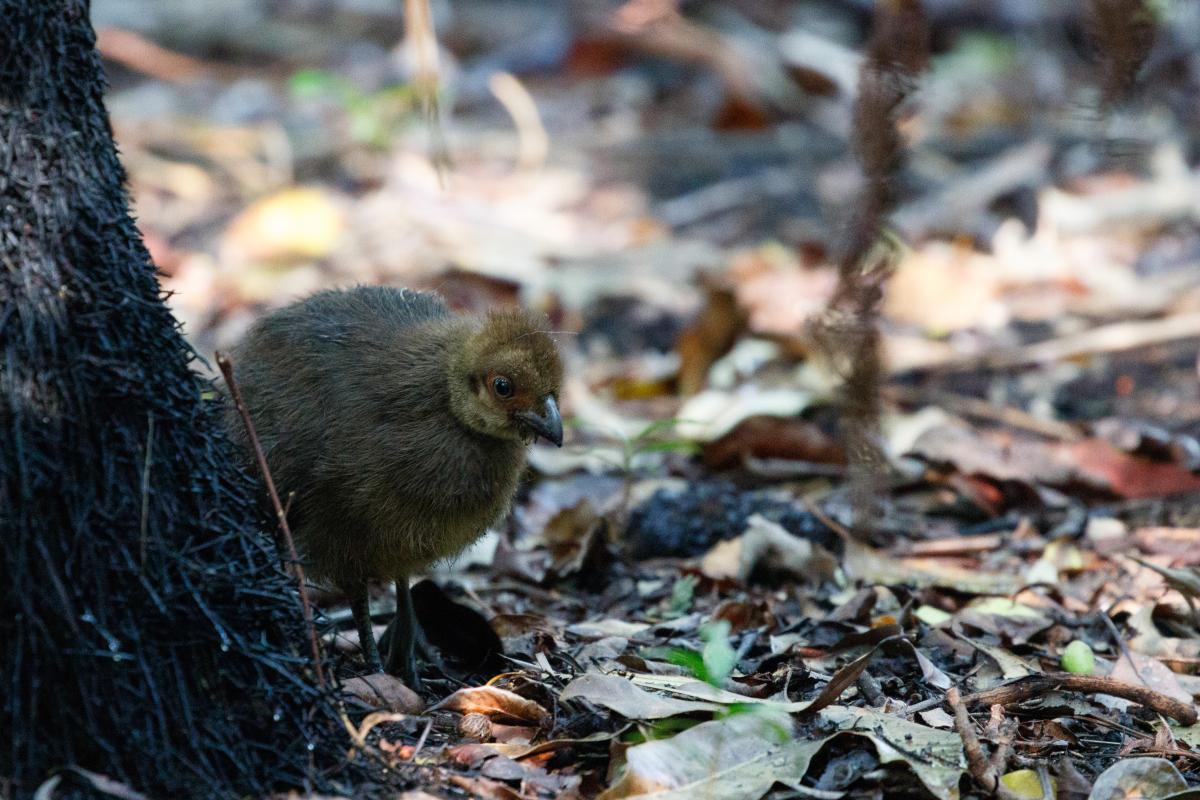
[227, 286, 563, 684]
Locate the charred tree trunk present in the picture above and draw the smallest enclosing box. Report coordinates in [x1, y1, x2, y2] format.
[0, 2, 337, 796]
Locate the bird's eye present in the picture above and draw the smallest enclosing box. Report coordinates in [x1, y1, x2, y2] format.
[492, 375, 514, 399]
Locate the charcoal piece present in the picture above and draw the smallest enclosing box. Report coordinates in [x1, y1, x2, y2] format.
[579, 296, 685, 356]
[625, 481, 837, 559]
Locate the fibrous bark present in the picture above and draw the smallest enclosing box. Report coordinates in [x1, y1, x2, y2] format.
[0, 2, 337, 796]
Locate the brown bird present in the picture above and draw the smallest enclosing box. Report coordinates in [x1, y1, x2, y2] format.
[228, 286, 563, 685]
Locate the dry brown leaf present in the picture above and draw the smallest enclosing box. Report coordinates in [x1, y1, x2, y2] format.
[433, 685, 551, 727]
[597, 710, 814, 800]
[1109, 651, 1193, 706]
[884, 243, 1005, 333]
[1126, 605, 1200, 661]
[340, 674, 424, 714]
[699, 537, 743, 582]
[729, 243, 837, 338]
[711, 598, 775, 634]
[675, 285, 746, 396]
[1068, 439, 1200, 499]
[676, 386, 815, 442]
[844, 540, 1021, 595]
[702, 415, 845, 471]
[911, 424, 1200, 499]
[954, 597, 1053, 646]
[1134, 528, 1200, 560]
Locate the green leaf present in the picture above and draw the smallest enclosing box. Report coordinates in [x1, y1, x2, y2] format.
[665, 648, 709, 683]
[636, 439, 702, 455]
[632, 418, 685, 442]
[288, 68, 343, 99]
[669, 575, 698, 616]
[701, 620, 737, 687]
[642, 717, 703, 740]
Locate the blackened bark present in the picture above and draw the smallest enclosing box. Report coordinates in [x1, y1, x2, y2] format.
[0, 2, 337, 796]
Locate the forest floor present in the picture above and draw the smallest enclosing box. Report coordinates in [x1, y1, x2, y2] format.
[100, 1, 1200, 797]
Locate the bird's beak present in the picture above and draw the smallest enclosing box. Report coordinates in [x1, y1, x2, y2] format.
[518, 396, 563, 447]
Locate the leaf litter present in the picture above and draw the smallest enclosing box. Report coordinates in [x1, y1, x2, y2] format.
[99, 0, 1200, 796]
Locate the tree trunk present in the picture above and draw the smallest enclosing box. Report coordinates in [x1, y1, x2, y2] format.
[0, 2, 336, 796]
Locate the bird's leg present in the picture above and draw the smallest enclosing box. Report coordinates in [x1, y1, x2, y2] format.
[384, 575, 422, 687]
[350, 586, 383, 673]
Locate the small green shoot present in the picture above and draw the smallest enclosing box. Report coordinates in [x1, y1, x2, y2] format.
[659, 619, 737, 687]
[622, 716, 703, 745]
[641, 618, 794, 747]
[667, 574, 698, 617]
[699, 620, 738, 687]
[287, 68, 420, 149]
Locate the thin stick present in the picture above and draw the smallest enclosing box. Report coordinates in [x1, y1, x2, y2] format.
[801, 496, 856, 545]
[946, 688, 1021, 800]
[1099, 605, 1145, 687]
[909, 673, 1197, 725]
[411, 717, 433, 761]
[898, 310, 1200, 375]
[967, 674, 1196, 724]
[341, 710, 412, 750]
[883, 385, 1082, 441]
[217, 352, 326, 690]
[1036, 765, 1054, 800]
[95, 26, 216, 84]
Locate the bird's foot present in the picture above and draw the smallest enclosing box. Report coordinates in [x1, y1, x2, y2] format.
[382, 618, 448, 690]
[384, 635, 422, 689]
[417, 633, 449, 676]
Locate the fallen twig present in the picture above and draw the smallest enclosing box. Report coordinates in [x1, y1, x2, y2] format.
[1100, 605, 1148, 688]
[1035, 765, 1055, 800]
[217, 352, 326, 690]
[411, 717, 434, 761]
[883, 385, 1082, 441]
[947, 687, 1021, 800]
[897, 311, 1200, 374]
[893, 533, 1005, 558]
[95, 27, 216, 83]
[910, 674, 1197, 724]
[341, 710, 412, 751]
[892, 139, 1052, 240]
[966, 674, 1197, 724]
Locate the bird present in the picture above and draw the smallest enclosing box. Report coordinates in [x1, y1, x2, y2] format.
[226, 285, 563, 686]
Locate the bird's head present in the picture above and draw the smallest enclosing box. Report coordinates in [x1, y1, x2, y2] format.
[448, 309, 564, 446]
